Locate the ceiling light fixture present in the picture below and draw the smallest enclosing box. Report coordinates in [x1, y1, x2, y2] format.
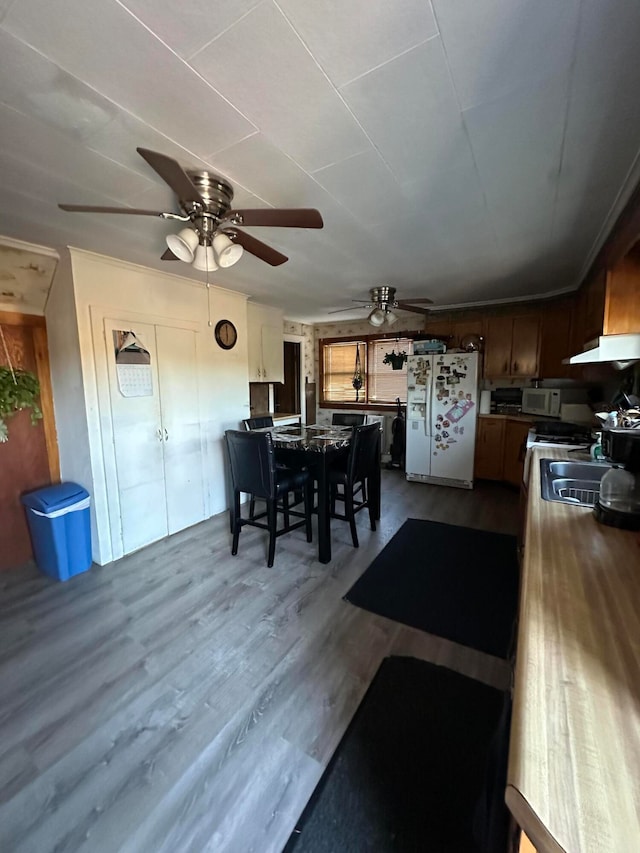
[368, 306, 398, 327]
[368, 307, 386, 327]
[192, 243, 218, 272]
[165, 227, 199, 263]
[212, 232, 244, 268]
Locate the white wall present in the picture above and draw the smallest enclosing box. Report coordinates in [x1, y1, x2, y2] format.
[45, 250, 94, 501]
[56, 248, 249, 564]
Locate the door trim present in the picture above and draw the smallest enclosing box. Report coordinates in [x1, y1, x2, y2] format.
[284, 333, 305, 423]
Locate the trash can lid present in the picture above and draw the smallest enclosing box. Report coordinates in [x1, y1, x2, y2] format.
[21, 482, 90, 513]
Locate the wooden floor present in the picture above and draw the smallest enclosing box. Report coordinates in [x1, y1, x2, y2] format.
[0, 471, 518, 853]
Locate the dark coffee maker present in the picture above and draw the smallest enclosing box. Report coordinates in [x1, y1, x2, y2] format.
[594, 429, 640, 530]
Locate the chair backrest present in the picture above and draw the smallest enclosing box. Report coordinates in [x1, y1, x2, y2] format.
[346, 422, 381, 484]
[225, 430, 277, 499]
[332, 413, 366, 427]
[243, 416, 274, 430]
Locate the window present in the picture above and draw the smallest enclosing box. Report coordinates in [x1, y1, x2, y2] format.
[322, 340, 367, 402]
[320, 337, 412, 407]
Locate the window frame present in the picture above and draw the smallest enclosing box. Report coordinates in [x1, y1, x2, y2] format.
[318, 331, 418, 410]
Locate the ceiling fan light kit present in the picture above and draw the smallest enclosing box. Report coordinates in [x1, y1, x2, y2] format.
[212, 232, 243, 268]
[166, 227, 199, 263]
[192, 244, 218, 272]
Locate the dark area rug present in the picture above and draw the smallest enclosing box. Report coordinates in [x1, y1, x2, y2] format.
[344, 519, 519, 659]
[284, 656, 508, 853]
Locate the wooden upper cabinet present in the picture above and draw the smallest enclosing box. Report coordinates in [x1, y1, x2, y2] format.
[484, 314, 540, 378]
[584, 269, 606, 342]
[538, 300, 573, 378]
[603, 247, 640, 334]
[484, 315, 513, 376]
[423, 318, 453, 342]
[511, 316, 540, 376]
[451, 317, 485, 349]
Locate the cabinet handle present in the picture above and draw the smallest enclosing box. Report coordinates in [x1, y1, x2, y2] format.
[157, 428, 163, 442]
[164, 428, 169, 442]
[503, 360, 508, 373]
[513, 361, 519, 373]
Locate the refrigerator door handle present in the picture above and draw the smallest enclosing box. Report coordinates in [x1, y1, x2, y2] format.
[425, 356, 433, 437]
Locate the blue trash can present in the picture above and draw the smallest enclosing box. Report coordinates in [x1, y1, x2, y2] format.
[21, 482, 92, 581]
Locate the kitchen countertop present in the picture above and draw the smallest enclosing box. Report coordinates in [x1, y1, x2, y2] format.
[507, 446, 640, 852]
[250, 411, 301, 423]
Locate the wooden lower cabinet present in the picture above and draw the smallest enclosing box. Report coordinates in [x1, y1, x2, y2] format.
[503, 421, 531, 488]
[475, 416, 534, 486]
[474, 418, 505, 480]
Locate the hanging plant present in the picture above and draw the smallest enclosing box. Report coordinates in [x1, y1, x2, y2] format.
[0, 366, 42, 442]
[383, 349, 408, 370]
[352, 342, 363, 402]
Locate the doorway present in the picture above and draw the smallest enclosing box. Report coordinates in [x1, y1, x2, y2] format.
[274, 338, 304, 420]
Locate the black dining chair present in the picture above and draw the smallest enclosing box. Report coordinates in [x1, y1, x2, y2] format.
[332, 413, 366, 427]
[225, 429, 313, 568]
[329, 422, 381, 547]
[243, 416, 274, 430]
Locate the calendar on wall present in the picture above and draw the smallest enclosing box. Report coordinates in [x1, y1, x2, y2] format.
[114, 331, 153, 397]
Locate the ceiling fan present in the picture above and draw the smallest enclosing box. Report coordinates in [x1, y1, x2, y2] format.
[329, 286, 434, 327]
[58, 147, 323, 270]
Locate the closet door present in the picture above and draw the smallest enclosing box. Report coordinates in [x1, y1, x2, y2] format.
[105, 319, 168, 553]
[155, 324, 204, 534]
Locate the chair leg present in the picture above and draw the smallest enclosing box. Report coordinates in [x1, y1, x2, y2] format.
[282, 490, 290, 530]
[267, 499, 278, 568]
[249, 496, 256, 519]
[231, 492, 241, 556]
[304, 478, 313, 543]
[345, 489, 359, 548]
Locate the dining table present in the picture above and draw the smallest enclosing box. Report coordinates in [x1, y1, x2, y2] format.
[265, 423, 381, 564]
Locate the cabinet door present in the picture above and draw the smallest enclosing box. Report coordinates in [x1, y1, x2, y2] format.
[155, 325, 204, 535]
[105, 319, 168, 553]
[483, 316, 513, 377]
[604, 252, 640, 334]
[261, 324, 284, 383]
[502, 421, 531, 488]
[539, 301, 572, 378]
[474, 418, 505, 480]
[511, 316, 540, 377]
[451, 317, 485, 350]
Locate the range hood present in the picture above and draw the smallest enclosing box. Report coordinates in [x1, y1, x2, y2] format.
[565, 333, 640, 369]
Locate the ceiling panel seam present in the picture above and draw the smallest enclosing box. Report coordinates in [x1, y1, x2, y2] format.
[271, 0, 402, 186]
[429, 3, 501, 263]
[548, 0, 585, 252]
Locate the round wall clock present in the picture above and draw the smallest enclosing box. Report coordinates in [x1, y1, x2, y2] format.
[214, 319, 237, 350]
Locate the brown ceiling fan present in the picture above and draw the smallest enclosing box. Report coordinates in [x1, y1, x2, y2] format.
[329, 286, 433, 327]
[58, 147, 323, 268]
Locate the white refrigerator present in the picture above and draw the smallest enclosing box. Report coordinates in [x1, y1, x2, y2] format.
[405, 352, 479, 489]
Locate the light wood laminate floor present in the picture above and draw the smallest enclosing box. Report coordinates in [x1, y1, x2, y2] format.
[0, 471, 518, 853]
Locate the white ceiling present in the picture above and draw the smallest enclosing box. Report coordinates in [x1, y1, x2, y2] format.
[0, 0, 639, 323]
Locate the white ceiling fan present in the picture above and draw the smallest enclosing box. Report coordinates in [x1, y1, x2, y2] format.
[329, 286, 434, 327]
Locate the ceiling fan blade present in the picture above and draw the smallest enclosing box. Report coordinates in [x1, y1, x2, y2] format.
[396, 303, 432, 315]
[161, 248, 179, 260]
[223, 208, 323, 228]
[58, 204, 166, 216]
[398, 297, 434, 305]
[328, 306, 368, 314]
[224, 229, 288, 266]
[136, 147, 206, 206]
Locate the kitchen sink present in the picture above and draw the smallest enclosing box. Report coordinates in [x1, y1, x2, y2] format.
[540, 458, 611, 506]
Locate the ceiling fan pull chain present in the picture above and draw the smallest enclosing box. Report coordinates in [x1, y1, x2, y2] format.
[0, 325, 17, 384]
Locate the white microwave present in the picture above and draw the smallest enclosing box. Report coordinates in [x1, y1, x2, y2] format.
[521, 387, 586, 417]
